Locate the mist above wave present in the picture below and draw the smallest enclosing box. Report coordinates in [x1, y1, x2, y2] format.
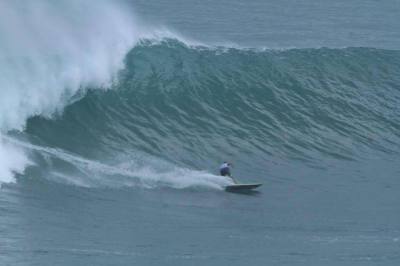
[0, 0, 145, 182]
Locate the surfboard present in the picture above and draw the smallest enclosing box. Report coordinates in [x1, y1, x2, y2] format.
[225, 183, 262, 192]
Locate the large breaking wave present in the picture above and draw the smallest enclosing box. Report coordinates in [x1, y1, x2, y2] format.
[0, 0, 190, 185]
[1, 1, 400, 188]
[26, 41, 400, 161]
[0, 0, 141, 182]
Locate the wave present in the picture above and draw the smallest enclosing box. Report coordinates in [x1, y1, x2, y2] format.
[0, 0, 183, 183]
[26, 41, 400, 163]
[1, 3, 400, 186]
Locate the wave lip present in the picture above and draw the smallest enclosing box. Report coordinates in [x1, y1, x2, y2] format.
[0, 0, 141, 131]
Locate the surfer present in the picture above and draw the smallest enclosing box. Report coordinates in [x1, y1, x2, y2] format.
[220, 162, 238, 183]
[219, 162, 232, 177]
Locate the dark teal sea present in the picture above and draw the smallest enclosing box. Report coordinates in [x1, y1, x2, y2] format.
[1, 0, 400, 265]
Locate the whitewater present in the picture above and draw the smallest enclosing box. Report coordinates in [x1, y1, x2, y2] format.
[0, 0, 210, 187]
[1, 0, 400, 265]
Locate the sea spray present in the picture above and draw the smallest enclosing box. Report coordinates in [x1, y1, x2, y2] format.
[3, 136, 232, 189]
[0, 0, 138, 181]
[0, 139, 31, 183]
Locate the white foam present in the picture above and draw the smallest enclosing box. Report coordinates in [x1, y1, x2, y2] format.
[0, 139, 31, 183]
[3, 136, 232, 189]
[0, 0, 226, 183]
[0, 0, 175, 182]
[0, 0, 141, 130]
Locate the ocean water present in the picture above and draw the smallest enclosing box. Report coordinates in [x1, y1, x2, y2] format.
[1, 0, 400, 265]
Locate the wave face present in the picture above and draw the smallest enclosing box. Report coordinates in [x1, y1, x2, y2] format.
[11, 39, 399, 188]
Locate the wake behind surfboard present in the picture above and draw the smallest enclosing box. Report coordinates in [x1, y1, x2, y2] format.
[225, 183, 262, 192]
